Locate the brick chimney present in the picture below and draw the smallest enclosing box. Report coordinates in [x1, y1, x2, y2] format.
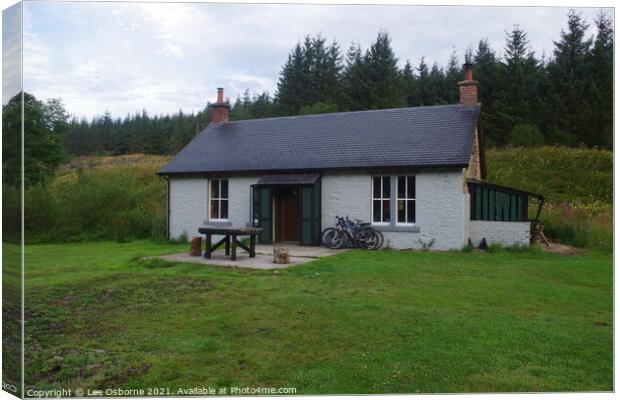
[209, 87, 230, 124]
[457, 63, 478, 107]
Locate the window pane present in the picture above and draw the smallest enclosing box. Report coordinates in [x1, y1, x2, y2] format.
[210, 200, 219, 219]
[382, 176, 391, 198]
[220, 200, 228, 219]
[407, 200, 415, 223]
[397, 176, 405, 198]
[373, 200, 381, 222]
[407, 176, 415, 198]
[397, 200, 405, 222]
[211, 179, 219, 198]
[383, 200, 391, 222]
[220, 179, 228, 198]
[373, 177, 381, 198]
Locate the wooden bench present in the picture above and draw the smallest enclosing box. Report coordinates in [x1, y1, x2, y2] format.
[198, 227, 263, 261]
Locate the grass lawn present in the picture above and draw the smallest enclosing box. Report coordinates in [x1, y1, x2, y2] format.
[16, 241, 612, 394]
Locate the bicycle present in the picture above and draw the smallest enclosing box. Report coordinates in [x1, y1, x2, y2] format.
[321, 216, 384, 250]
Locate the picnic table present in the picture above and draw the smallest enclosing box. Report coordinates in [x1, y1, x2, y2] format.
[198, 226, 263, 261]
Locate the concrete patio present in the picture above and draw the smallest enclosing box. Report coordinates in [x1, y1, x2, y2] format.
[158, 243, 348, 270]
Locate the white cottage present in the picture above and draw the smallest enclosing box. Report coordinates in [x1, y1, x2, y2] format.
[158, 64, 542, 250]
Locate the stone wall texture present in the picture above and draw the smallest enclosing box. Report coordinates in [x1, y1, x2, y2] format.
[168, 171, 529, 249]
[169, 177, 208, 239]
[169, 176, 258, 240]
[469, 220, 531, 247]
[321, 170, 468, 250]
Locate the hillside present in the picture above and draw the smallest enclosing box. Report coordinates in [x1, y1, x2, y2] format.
[59, 153, 171, 173]
[12, 147, 611, 249]
[63, 146, 613, 206]
[485, 146, 612, 250]
[486, 146, 612, 205]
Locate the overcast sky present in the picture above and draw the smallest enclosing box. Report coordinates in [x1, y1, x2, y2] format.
[2, 1, 612, 118]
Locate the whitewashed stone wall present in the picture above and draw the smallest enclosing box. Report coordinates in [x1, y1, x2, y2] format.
[321, 170, 468, 250]
[469, 220, 531, 247]
[169, 171, 529, 249]
[220, 176, 259, 226]
[168, 176, 258, 240]
[169, 177, 207, 240]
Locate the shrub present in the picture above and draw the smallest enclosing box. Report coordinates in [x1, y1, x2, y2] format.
[486, 243, 503, 253]
[508, 124, 545, 147]
[541, 202, 612, 250]
[546, 128, 574, 147]
[461, 242, 474, 253]
[2, 185, 21, 243]
[19, 158, 168, 243]
[149, 215, 168, 243]
[114, 216, 131, 243]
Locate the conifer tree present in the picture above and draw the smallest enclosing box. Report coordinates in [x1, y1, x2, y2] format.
[275, 35, 342, 114]
[588, 11, 613, 147]
[59, 20, 614, 154]
[401, 60, 417, 107]
[413, 57, 432, 106]
[428, 62, 446, 104]
[492, 25, 543, 145]
[547, 10, 593, 145]
[275, 43, 307, 115]
[473, 39, 500, 144]
[341, 42, 366, 110]
[360, 31, 406, 109]
[444, 48, 461, 104]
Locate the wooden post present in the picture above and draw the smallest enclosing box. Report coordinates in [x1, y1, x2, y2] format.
[190, 237, 202, 256]
[250, 234, 256, 257]
[204, 233, 212, 258]
[230, 234, 237, 261]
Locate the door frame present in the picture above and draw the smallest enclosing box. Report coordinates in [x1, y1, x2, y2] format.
[298, 180, 322, 246]
[252, 179, 321, 246]
[273, 185, 301, 243]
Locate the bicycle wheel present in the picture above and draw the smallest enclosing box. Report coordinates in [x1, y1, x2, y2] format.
[321, 228, 346, 249]
[356, 229, 378, 249]
[321, 227, 336, 244]
[357, 228, 384, 250]
[371, 229, 384, 249]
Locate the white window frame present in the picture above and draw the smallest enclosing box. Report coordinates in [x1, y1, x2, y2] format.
[396, 175, 416, 225]
[371, 176, 391, 225]
[209, 179, 229, 221]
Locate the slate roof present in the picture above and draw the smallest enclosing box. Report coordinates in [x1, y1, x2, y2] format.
[158, 103, 481, 175]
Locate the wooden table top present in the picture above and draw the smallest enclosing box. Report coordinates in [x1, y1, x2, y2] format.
[198, 226, 263, 235]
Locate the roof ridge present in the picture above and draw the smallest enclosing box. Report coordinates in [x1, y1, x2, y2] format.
[223, 103, 464, 125]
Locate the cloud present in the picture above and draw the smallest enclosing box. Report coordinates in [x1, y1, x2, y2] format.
[2, 2, 22, 104]
[19, 2, 612, 118]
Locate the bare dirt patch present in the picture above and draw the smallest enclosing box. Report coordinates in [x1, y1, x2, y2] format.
[533, 241, 584, 256]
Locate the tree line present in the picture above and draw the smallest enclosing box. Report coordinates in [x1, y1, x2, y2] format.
[237, 9, 613, 148]
[65, 108, 210, 156]
[4, 9, 613, 186]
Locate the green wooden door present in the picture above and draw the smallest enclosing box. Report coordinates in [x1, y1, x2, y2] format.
[253, 185, 273, 244]
[300, 181, 321, 245]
